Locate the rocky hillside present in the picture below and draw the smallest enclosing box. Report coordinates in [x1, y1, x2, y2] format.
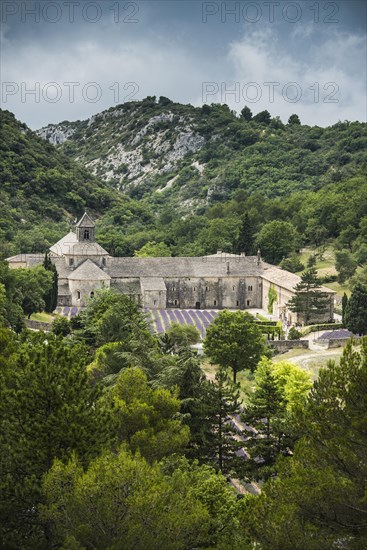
[37, 98, 367, 214]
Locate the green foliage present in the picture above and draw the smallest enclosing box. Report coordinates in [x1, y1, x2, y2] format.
[166, 322, 201, 348]
[288, 114, 301, 125]
[42, 449, 248, 550]
[242, 340, 367, 549]
[51, 315, 71, 336]
[280, 253, 305, 273]
[106, 367, 189, 462]
[335, 248, 358, 283]
[288, 326, 302, 340]
[240, 106, 252, 121]
[256, 221, 299, 264]
[342, 292, 349, 324]
[204, 310, 268, 383]
[267, 285, 277, 314]
[344, 283, 367, 334]
[134, 240, 172, 257]
[12, 265, 53, 318]
[0, 332, 107, 548]
[287, 267, 331, 324]
[43, 252, 58, 312]
[242, 358, 311, 480]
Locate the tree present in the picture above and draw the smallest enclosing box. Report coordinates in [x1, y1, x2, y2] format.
[134, 241, 171, 257]
[12, 265, 53, 318]
[166, 322, 201, 349]
[51, 315, 71, 336]
[242, 340, 367, 549]
[0, 333, 107, 549]
[253, 110, 271, 124]
[106, 367, 189, 462]
[43, 252, 58, 313]
[288, 114, 301, 125]
[335, 248, 358, 283]
[279, 253, 305, 273]
[287, 267, 331, 324]
[342, 292, 348, 325]
[205, 368, 243, 475]
[42, 450, 248, 550]
[240, 106, 253, 121]
[204, 310, 267, 383]
[256, 221, 299, 264]
[242, 359, 289, 480]
[344, 283, 367, 335]
[236, 211, 256, 255]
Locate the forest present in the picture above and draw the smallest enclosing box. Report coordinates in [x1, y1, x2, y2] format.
[1, 289, 366, 549]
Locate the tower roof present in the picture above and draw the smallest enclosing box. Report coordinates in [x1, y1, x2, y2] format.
[76, 212, 95, 228]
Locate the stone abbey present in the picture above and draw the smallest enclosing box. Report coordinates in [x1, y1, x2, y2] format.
[7, 213, 335, 324]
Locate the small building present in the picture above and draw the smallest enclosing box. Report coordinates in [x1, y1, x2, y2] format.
[7, 213, 335, 323]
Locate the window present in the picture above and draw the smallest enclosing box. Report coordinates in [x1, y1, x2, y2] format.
[193, 287, 196, 291]
[77, 291, 81, 300]
[84, 229, 90, 240]
[248, 285, 253, 291]
[174, 299, 178, 306]
[232, 286, 235, 291]
[154, 300, 157, 305]
[90, 291, 94, 298]
[206, 286, 209, 291]
[69, 258, 74, 266]
[214, 300, 217, 306]
[172, 286, 176, 291]
[102, 258, 106, 266]
[236, 300, 239, 306]
[247, 300, 251, 306]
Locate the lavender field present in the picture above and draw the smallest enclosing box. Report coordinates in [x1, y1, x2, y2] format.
[145, 308, 220, 338]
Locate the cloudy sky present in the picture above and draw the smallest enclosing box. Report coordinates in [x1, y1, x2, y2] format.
[1, 0, 366, 128]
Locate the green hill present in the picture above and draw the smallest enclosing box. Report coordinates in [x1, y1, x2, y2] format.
[0, 110, 116, 255]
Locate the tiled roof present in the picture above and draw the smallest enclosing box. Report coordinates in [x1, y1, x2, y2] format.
[6, 253, 44, 267]
[67, 259, 111, 281]
[63, 242, 109, 257]
[262, 264, 335, 294]
[49, 232, 78, 256]
[105, 256, 261, 278]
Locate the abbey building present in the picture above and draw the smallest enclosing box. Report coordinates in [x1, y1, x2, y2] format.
[7, 213, 335, 324]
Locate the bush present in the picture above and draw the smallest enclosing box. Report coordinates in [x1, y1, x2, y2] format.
[52, 315, 71, 337]
[288, 327, 302, 340]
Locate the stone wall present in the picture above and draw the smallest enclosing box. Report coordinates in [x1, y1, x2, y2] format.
[25, 319, 52, 332]
[270, 340, 309, 352]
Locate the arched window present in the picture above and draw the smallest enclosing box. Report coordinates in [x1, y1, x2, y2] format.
[174, 299, 178, 306]
[69, 258, 74, 266]
[77, 291, 81, 300]
[84, 229, 90, 240]
[214, 300, 217, 306]
[90, 291, 94, 298]
[102, 258, 106, 266]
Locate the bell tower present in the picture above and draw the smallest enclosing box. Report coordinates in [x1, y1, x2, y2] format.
[76, 212, 96, 242]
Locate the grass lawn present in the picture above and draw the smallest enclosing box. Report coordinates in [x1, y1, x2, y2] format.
[30, 312, 55, 323]
[272, 347, 344, 380]
[296, 246, 356, 298]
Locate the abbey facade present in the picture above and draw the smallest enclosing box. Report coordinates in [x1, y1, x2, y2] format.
[7, 213, 335, 324]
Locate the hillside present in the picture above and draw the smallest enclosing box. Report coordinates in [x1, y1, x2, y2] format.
[0, 110, 117, 255]
[37, 98, 367, 213]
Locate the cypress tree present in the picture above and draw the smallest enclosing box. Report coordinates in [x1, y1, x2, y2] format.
[43, 253, 58, 313]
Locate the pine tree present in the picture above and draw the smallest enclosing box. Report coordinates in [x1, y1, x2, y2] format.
[0, 333, 107, 549]
[241, 359, 290, 481]
[204, 368, 243, 475]
[287, 267, 330, 324]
